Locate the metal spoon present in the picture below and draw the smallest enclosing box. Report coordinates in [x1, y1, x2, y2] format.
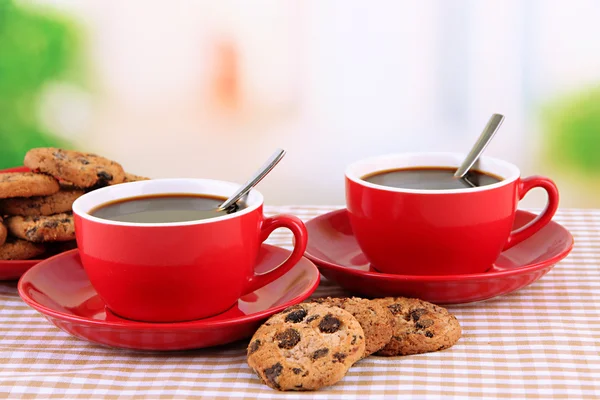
[454, 113, 505, 180]
[217, 148, 286, 212]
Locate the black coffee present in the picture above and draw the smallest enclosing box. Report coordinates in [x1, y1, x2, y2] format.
[91, 194, 245, 223]
[362, 167, 501, 190]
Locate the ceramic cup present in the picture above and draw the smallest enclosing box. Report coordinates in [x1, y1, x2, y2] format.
[345, 152, 559, 275]
[72, 178, 307, 322]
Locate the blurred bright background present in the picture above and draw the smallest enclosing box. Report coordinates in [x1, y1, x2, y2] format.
[1, 0, 599, 207]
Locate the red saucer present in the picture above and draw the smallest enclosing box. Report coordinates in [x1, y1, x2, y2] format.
[0, 166, 46, 280]
[305, 209, 574, 304]
[0, 259, 40, 280]
[18, 245, 320, 351]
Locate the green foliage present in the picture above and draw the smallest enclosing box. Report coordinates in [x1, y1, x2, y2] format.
[543, 85, 600, 176]
[0, 0, 78, 168]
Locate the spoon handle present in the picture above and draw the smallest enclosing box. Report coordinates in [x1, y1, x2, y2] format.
[218, 148, 286, 211]
[454, 113, 505, 178]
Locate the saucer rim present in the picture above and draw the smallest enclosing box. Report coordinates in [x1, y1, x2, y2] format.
[304, 208, 574, 282]
[17, 245, 320, 330]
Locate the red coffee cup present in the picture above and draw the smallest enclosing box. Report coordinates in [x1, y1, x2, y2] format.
[72, 178, 307, 322]
[345, 152, 559, 275]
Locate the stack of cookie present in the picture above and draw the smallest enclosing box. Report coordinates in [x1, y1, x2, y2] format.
[247, 296, 462, 391]
[0, 147, 148, 260]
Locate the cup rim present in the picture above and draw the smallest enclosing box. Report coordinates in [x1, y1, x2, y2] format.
[345, 152, 520, 194]
[72, 178, 264, 227]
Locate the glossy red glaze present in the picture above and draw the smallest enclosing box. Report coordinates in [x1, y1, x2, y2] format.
[504, 176, 559, 249]
[304, 209, 573, 304]
[345, 153, 559, 275]
[0, 260, 39, 280]
[72, 178, 308, 322]
[18, 245, 320, 351]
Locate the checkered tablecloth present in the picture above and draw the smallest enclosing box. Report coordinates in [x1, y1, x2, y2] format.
[0, 206, 598, 399]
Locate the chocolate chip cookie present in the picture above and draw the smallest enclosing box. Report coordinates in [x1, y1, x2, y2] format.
[310, 297, 395, 357]
[0, 172, 60, 199]
[0, 218, 6, 247]
[6, 212, 75, 243]
[122, 172, 150, 183]
[0, 238, 45, 260]
[0, 188, 84, 216]
[24, 148, 126, 188]
[247, 303, 366, 391]
[373, 297, 462, 356]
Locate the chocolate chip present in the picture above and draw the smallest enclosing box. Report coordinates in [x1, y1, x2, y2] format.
[78, 158, 90, 165]
[25, 227, 38, 240]
[333, 352, 347, 363]
[318, 314, 341, 333]
[410, 308, 427, 322]
[248, 339, 261, 355]
[292, 368, 302, 375]
[283, 305, 303, 313]
[416, 319, 434, 329]
[275, 328, 301, 349]
[43, 221, 59, 229]
[311, 348, 329, 360]
[351, 335, 357, 345]
[425, 331, 434, 338]
[96, 171, 113, 181]
[264, 363, 283, 389]
[285, 309, 307, 323]
[306, 314, 319, 323]
[437, 345, 446, 351]
[60, 218, 71, 223]
[388, 304, 403, 316]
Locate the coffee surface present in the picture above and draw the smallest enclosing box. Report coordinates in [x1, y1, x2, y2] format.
[362, 167, 501, 190]
[91, 193, 243, 223]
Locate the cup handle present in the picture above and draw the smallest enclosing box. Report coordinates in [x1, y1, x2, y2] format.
[503, 176, 559, 250]
[245, 214, 308, 294]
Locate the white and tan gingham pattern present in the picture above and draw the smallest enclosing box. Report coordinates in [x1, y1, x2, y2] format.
[0, 206, 598, 399]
